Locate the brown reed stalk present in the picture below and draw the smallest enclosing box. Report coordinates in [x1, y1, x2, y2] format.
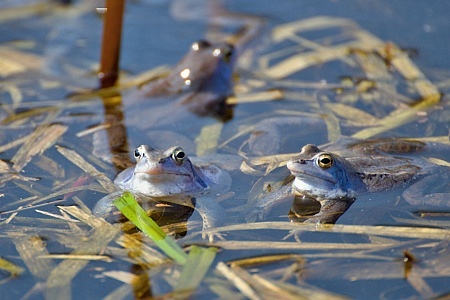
[99, 0, 125, 88]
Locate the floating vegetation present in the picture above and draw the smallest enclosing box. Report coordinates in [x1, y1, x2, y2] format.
[114, 191, 187, 264]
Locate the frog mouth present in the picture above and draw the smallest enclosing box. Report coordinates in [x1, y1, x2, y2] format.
[137, 170, 191, 178]
[289, 169, 337, 185]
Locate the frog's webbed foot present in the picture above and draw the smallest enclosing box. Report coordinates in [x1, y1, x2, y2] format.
[202, 229, 226, 243]
[283, 228, 304, 243]
[403, 173, 450, 207]
[193, 197, 227, 242]
[304, 198, 355, 224]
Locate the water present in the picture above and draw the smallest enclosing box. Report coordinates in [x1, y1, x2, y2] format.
[0, 0, 449, 299]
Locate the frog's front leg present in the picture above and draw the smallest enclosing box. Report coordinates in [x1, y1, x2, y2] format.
[193, 197, 226, 242]
[402, 172, 450, 207]
[246, 184, 294, 222]
[304, 198, 355, 224]
[92, 191, 122, 220]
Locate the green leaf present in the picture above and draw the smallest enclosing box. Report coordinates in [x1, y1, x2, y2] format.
[113, 191, 187, 264]
[174, 246, 218, 294]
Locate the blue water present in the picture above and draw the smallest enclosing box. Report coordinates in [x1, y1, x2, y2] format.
[0, 0, 449, 299]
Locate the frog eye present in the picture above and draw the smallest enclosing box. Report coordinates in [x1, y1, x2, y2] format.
[134, 148, 144, 160]
[134, 149, 141, 159]
[172, 148, 186, 165]
[317, 154, 333, 169]
[191, 40, 211, 51]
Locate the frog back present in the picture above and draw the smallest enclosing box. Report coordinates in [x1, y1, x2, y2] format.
[347, 156, 423, 192]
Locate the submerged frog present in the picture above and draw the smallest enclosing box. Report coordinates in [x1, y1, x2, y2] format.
[249, 138, 450, 224]
[135, 40, 236, 119]
[93, 144, 232, 239]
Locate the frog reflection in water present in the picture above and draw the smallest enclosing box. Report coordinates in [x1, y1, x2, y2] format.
[250, 139, 450, 224]
[94, 145, 231, 240]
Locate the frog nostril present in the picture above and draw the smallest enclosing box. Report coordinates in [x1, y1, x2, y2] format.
[299, 159, 306, 164]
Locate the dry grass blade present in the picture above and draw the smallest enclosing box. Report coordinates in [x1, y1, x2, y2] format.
[1, 83, 22, 104]
[407, 268, 434, 299]
[319, 95, 341, 142]
[204, 222, 450, 240]
[216, 262, 261, 300]
[326, 103, 379, 126]
[227, 265, 293, 300]
[38, 254, 112, 262]
[196, 123, 223, 156]
[69, 66, 171, 100]
[352, 43, 441, 139]
[102, 270, 136, 283]
[102, 270, 152, 299]
[56, 146, 115, 193]
[0, 46, 44, 76]
[246, 153, 294, 168]
[272, 16, 357, 42]
[227, 90, 284, 105]
[33, 154, 65, 178]
[0, 160, 9, 173]
[262, 17, 383, 79]
[2, 107, 59, 124]
[316, 223, 450, 240]
[45, 207, 121, 299]
[426, 157, 450, 167]
[352, 49, 396, 94]
[351, 93, 440, 139]
[260, 15, 442, 141]
[57, 206, 110, 228]
[219, 124, 255, 150]
[102, 284, 133, 300]
[0, 257, 24, 278]
[244, 272, 350, 300]
[230, 254, 304, 268]
[0, 135, 30, 153]
[1, 183, 103, 212]
[35, 209, 80, 222]
[273, 279, 350, 300]
[212, 240, 394, 251]
[115, 234, 167, 266]
[9, 234, 56, 281]
[305, 257, 450, 280]
[11, 124, 67, 172]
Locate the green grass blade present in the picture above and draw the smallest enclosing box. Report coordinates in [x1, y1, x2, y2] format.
[113, 191, 187, 265]
[174, 246, 218, 294]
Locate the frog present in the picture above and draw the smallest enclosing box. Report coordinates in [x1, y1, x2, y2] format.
[247, 138, 450, 224]
[133, 40, 236, 121]
[93, 144, 232, 241]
